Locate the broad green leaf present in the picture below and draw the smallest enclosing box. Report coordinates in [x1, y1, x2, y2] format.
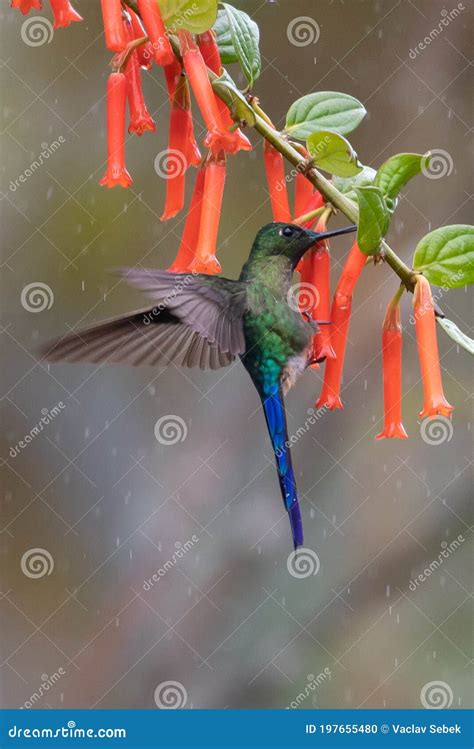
[437, 317, 474, 356]
[285, 92, 366, 140]
[355, 185, 390, 255]
[374, 152, 427, 200]
[412, 225, 474, 287]
[221, 3, 261, 87]
[306, 131, 363, 178]
[213, 8, 239, 63]
[333, 165, 376, 201]
[162, 0, 218, 34]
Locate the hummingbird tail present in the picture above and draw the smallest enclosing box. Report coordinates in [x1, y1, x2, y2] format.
[261, 388, 304, 549]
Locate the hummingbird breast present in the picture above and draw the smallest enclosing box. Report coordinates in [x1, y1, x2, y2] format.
[241, 281, 314, 393]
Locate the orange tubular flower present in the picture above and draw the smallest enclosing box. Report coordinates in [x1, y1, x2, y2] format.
[197, 30, 251, 155]
[189, 154, 226, 274]
[316, 241, 367, 409]
[137, 0, 174, 67]
[375, 297, 408, 439]
[161, 76, 201, 222]
[294, 172, 315, 220]
[123, 19, 155, 135]
[263, 140, 291, 222]
[299, 217, 335, 363]
[100, 0, 127, 53]
[49, 0, 82, 28]
[413, 275, 453, 418]
[128, 8, 153, 69]
[100, 72, 132, 189]
[179, 30, 236, 156]
[168, 167, 206, 272]
[11, 0, 42, 14]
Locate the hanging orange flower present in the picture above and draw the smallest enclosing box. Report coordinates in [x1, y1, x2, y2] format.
[413, 275, 453, 418]
[376, 295, 408, 439]
[263, 140, 291, 222]
[100, 0, 127, 52]
[316, 241, 366, 409]
[99, 72, 132, 189]
[137, 0, 174, 66]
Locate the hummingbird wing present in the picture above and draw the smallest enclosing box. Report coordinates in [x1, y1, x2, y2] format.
[117, 269, 247, 355]
[41, 273, 248, 370]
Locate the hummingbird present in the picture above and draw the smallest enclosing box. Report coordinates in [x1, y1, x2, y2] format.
[43, 222, 356, 549]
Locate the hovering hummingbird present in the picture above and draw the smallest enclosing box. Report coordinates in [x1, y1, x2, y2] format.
[43, 222, 356, 548]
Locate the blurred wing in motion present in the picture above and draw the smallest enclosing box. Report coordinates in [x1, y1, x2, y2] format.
[41, 272, 248, 370]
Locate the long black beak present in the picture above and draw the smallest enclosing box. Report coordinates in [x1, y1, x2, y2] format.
[315, 225, 357, 241]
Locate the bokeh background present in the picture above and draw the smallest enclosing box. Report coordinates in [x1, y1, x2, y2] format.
[1, 0, 472, 711]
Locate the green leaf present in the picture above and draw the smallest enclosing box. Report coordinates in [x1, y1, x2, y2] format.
[355, 185, 390, 255]
[436, 317, 474, 356]
[162, 0, 218, 34]
[284, 92, 366, 140]
[333, 165, 377, 201]
[374, 152, 427, 200]
[213, 8, 239, 63]
[221, 3, 261, 87]
[412, 225, 474, 287]
[306, 131, 363, 178]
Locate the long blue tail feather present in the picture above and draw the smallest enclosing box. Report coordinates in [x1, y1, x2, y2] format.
[261, 387, 304, 548]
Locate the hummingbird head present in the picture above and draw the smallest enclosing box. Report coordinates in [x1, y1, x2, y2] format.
[250, 222, 357, 269]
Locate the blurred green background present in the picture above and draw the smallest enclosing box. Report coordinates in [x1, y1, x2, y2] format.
[1, 0, 472, 710]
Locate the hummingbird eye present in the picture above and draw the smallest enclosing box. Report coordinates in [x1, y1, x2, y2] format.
[280, 226, 295, 238]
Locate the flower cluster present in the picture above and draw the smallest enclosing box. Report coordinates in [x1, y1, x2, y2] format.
[266, 169, 454, 438]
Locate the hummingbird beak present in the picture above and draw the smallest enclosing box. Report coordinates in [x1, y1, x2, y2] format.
[313, 224, 357, 242]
